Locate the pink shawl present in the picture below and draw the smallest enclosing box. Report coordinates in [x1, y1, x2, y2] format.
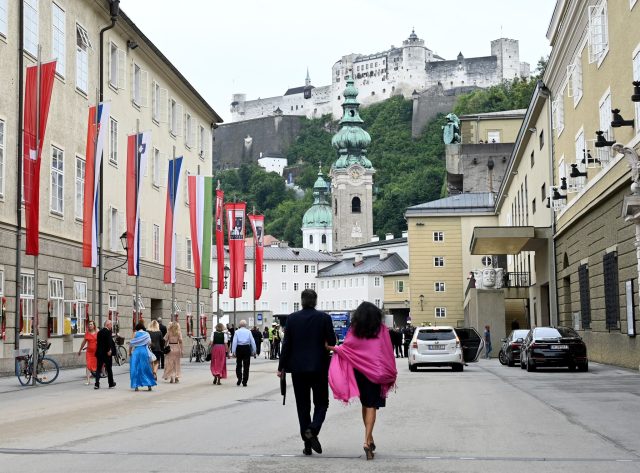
[329, 325, 397, 404]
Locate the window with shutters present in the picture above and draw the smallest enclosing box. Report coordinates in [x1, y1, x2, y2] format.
[75, 23, 90, 93]
[199, 125, 206, 159]
[603, 251, 620, 330]
[109, 207, 119, 251]
[595, 88, 613, 167]
[132, 62, 148, 107]
[185, 113, 194, 148]
[24, 0, 38, 56]
[152, 224, 160, 262]
[20, 273, 34, 334]
[552, 94, 565, 135]
[170, 99, 183, 137]
[152, 81, 168, 122]
[74, 279, 87, 334]
[395, 280, 404, 293]
[184, 170, 190, 206]
[109, 41, 126, 89]
[578, 264, 591, 330]
[48, 277, 64, 335]
[567, 57, 583, 107]
[50, 146, 64, 215]
[52, 4, 65, 77]
[139, 220, 147, 259]
[186, 238, 192, 271]
[75, 156, 85, 220]
[152, 148, 161, 188]
[109, 118, 118, 165]
[588, 1, 609, 65]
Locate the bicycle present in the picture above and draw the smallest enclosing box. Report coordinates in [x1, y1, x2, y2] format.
[112, 335, 128, 366]
[189, 336, 207, 363]
[15, 339, 60, 386]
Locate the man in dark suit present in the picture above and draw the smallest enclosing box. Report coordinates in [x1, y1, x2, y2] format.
[277, 289, 337, 456]
[157, 318, 167, 369]
[95, 319, 117, 390]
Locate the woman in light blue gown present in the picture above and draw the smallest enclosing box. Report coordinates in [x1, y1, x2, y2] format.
[129, 321, 157, 391]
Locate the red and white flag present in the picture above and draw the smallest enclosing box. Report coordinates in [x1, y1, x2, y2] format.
[249, 214, 264, 300]
[23, 60, 57, 255]
[126, 132, 150, 276]
[226, 203, 246, 298]
[82, 102, 110, 267]
[215, 188, 225, 294]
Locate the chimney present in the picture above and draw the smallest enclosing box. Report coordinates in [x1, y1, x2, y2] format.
[371, 235, 380, 242]
[401, 230, 408, 238]
[380, 248, 389, 260]
[354, 252, 364, 266]
[385, 233, 394, 241]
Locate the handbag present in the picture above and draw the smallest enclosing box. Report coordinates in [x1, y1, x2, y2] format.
[206, 345, 212, 361]
[147, 346, 157, 362]
[163, 344, 171, 355]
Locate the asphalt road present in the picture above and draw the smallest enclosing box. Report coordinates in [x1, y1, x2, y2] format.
[1, 356, 640, 472]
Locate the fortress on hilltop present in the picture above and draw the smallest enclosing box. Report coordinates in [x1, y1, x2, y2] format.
[230, 30, 530, 122]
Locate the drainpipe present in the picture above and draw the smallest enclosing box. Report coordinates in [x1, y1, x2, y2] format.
[14, 0, 24, 349]
[544, 85, 559, 326]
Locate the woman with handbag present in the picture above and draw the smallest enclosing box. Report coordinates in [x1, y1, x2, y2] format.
[129, 321, 157, 391]
[147, 320, 163, 380]
[77, 320, 98, 385]
[163, 321, 183, 384]
[209, 323, 229, 385]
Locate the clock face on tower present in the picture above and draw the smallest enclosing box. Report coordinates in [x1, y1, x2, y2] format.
[348, 164, 364, 182]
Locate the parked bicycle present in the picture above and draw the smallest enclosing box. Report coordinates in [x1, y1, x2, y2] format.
[15, 339, 60, 386]
[112, 335, 128, 366]
[189, 336, 207, 363]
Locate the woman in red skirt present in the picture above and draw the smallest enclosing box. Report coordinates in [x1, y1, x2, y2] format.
[78, 320, 98, 385]
[210, 323, 229, 385]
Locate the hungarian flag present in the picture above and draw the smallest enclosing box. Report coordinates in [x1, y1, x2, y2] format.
[249, 214, 264, 300]
[188, 176, 213, 289]
[215, 188, 225, 294]
[126, 132, 150, 276]
[23, 60, 57, 255]
[226, 202, 246, 298]
[163, 157, 183, 284]
[82, 102, 110, 267]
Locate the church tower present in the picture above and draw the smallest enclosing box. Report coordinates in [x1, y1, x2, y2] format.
[330, 78, 375, 251]
[301, 168, 333, 252]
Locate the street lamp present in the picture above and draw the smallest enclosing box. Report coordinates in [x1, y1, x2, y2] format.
[419, 294, 424, 311]
[215, 265, 230, 325]
[103, 232, 128, 281]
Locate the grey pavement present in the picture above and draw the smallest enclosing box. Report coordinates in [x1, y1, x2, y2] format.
[1, 356, 640, 472]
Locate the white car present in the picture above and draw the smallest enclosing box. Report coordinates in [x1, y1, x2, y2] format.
[408, 326, 484, 372]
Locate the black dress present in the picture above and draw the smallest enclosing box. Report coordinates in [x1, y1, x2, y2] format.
[354, 368, 385, 409]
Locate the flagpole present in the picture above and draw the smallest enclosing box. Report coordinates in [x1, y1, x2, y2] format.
[135, 119, 140, 328]
[91, 89, 99, 326]
[32, 46, 42, 386]
[252, 207, 256, 328]
[215, 180, 221, 327]
[171, 145, 176, 322]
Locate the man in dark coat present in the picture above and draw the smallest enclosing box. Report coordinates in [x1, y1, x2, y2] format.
[157, 318, 167, 369]
[251, 326, 263, 358]
[278, 289, 337, 456]
[95, 319, 117, 389]
[403, 324, 414, 358]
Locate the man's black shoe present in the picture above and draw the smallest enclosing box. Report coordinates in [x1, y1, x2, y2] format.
[242, 382, 247, 387]
[109, 383, 116, 389]
[94, 385, 99, 390]
[302, 444, 312, 456]
[236, 379, 241, 386]
[304, 428, 322, 454]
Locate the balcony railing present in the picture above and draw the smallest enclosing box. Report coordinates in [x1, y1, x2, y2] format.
[503, 271, 530, 288]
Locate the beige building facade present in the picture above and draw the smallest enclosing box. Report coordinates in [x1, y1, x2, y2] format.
[0, 0, 222, 368]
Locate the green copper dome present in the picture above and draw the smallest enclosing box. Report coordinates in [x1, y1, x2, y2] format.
[302, 169, 332, 229]
[331, 78, 372, 169]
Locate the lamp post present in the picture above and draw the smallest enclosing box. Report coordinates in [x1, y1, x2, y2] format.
[419, 294, 424, 311]
[215, 265, 230, 326]
[103, 232, 128, 281]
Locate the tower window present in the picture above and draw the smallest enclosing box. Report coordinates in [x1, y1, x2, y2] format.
[321, 234, 327, 244]
[334, 199, 338, 215]
[309, 235, 313, 244]
[351, 197, 361, 213]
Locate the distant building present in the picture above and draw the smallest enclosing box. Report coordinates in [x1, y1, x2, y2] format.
[302, 169, 333, 252]
[257, 153, 288, 176]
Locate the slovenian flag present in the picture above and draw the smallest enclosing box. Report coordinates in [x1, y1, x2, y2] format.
[188, 176, 213, 289]
[126, 131, 150, 276]
[82, 102, 110, 267]
[163, 157, 183, 284]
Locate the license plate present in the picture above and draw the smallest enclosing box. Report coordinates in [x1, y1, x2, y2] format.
[429, 345, 446, 350]
[551, 345, 568, 350]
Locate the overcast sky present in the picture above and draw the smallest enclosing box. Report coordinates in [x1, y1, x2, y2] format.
[122, 0, 556, 123]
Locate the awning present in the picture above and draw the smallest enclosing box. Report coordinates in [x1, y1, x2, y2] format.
[470, 226, 551, 255]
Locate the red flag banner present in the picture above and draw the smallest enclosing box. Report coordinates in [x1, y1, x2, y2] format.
[225, 202, 246, 298]
[248, 214, 264, 300]
[215, 189, 225, 294]
[23, 60, 57, 255]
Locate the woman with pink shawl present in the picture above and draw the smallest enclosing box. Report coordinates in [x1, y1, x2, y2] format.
[328, 301, 397, 460]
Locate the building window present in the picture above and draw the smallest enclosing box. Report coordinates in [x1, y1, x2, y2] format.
[152, 148, 161, 187]
[434, 282, 445, 292]
[109, 42, 125, 89]
[304, 282, 310, 290]
[280, 302, 288, 313]
[52, 3, 65, 77]
[435, 307, 447, 318]
[170, 98, 183, 136]
[374, 299, 381, 308]
[75, 23, 90, 93]
[132, 62, 147, 107]
[352, 196, 361, 213]
[487, 131, 500, 143]
[262, 281, 267, 291]
[20, 273, 34, 334]
[185, 112, 194, 148]
[433, 231, 444, 242]
[293, 282, 299, 291]
[568, 57, 583, 106]
[24, 0, 38, 56]
[309, 235, 313, 245]
[588, 1, 609, 64]
[48, 277, 64, 336]
[311, 283, 316, 290]
[374, 276, 380, 287]
[74, 280, 87, 334]
[532, 198, 536, 214]
[109, 118, 118, 165]
[481, 256, 492, 267]
[434, 256, 444, 267]
[281, 282, 287, 291]
[321, 234, 327, 244]
[0, 119, 5, 197]
[50, 146, 64, 215]
[152, 81, 165, 122]
[186, 238, 192, 270]
[293, 302, 300, 312]
[538, 130, 544, 150]
[281, 264, 287, 273]
[304, 265, 310, 273]
[395, 280, 404, 293]
[293, 265, 299, 274]
[109, 207, 122, 251]
[598, 89, 613, 165]
[199, 125, 206, 158]
[262, 264, 267, 272]
[603, 251, 619, 330]
[311, 265, 316, 273]
[242, 282, 248, 290]
[108, 291, 118, 311]
[152, 224, 160, 262]
[75, 156, 85, 220]
[552, 95, 565, 134]
[0, 0, 7, 38]
[541, 183, 546, 201]
[578, 264, 591, 330]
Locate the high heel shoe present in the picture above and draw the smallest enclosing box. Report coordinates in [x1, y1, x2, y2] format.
[363, 444, 374, 460]
[370, 441, 376, 452]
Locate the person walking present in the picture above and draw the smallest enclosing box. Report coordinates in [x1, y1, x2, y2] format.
[272, 325, 281, 359]
[277, 289, 337, 456]
[129, 321, 157, 391]
[231, 320, 256, 386]
[402, 324, 414, 357]
[78, 320, 98, 385]
[251, 326, 263, 358]
[157, 317, 167, 369]
[262, 327, 271, 359]
[390, 328, 402, 358]
[163, 321, 183, 383]
[210, 323, 229, 385]
[327, 302, 397, 460]
[94, 320, 117, 390]
[484, 325, 492, 359]
[147, 320, 163, 380]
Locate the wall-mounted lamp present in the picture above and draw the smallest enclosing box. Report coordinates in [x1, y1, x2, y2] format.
[545, 197, 551, 208]
[127, 39, 139, 50]
[552, 186, 567, 201]
[487, 158, 494, 170]
[581, 148, 600, 166]
[632, 81, 640, 102]
[560, 176, 567, 192]
[419, 294, 424, 311]
[472, 157, 478, 165]
[528, 127, 537, 134]
[594, 130, 615, 148]
[416, 222, 425, 226]
[570, 163, 588, 178]
[612, 108, 634, 128]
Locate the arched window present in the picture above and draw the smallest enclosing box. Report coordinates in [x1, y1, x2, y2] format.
[321, 234, 327, 244]
[309, 235, 313, 244]
[352, 197, 361, 213]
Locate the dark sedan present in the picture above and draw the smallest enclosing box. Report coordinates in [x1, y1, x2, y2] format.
[520, 327, 588, 372]
[499, 329, 530, 366]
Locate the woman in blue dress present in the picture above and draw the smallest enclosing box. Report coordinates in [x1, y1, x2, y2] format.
[129, 321, 157, 391]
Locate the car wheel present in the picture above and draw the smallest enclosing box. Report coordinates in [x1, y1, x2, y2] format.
[526, 360, 536, 372]
[498, 350, 507, 365]
[578, 361, 589, 372]
[452, 364, 464, 372]
[409, 363, 417, 372]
